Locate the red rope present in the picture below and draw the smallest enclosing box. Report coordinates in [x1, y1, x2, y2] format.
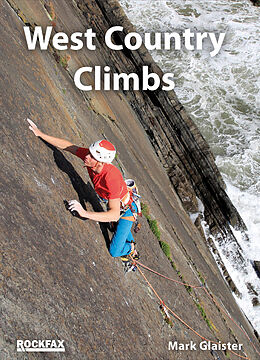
[134, 260, 203, 288]
[131, 257, 260, 359]
[202, 287, 260, 357]
[133, 259, 250, 359]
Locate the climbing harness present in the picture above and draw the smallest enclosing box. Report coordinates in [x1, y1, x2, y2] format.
[99, 179, 142, 234]
[118, 179, 142, 272]
[120, 179, 142, 218]
[119, 178, 142, 233]
[97, 178, 142, 222]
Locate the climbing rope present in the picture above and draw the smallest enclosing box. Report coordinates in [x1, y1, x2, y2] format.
[134, 259, 203, 288]
[202, 286, 260, 358]
[130, 257, 260, 359]
[135, 259, 260, 357]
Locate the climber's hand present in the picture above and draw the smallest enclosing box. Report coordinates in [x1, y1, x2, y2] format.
[27, 118, 42, 137]
[68, 200, 87, 218]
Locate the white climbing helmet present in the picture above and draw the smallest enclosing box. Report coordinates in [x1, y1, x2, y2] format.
[89, 139, 116, 163]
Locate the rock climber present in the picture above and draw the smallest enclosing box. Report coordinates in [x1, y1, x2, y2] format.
[27, 118, 139, 259]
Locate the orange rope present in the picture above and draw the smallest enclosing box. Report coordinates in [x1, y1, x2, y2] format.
[134, 260, 203, 288]
[203, 287, 260, 357]
[131, 257, 252, 359]
[135, 258, 260, 356]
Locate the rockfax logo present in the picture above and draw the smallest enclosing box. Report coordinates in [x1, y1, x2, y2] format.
[17, 339, 65, 352]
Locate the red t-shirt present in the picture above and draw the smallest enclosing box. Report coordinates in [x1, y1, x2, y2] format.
[75, 147, 128, 200]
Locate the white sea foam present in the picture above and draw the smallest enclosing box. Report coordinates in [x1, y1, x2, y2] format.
[201, 219, 260, 333]
[120, 0, 260, 332]
[225, 179, 260, 260]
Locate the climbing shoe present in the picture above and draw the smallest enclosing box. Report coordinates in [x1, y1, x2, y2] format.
[121, 250, 139, 274]
[121, 248, 140, 263]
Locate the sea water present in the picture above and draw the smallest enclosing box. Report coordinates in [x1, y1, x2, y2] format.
[119, 0, 260, 332]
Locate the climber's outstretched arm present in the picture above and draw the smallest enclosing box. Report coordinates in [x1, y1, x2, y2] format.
[27, 118, 79, 155]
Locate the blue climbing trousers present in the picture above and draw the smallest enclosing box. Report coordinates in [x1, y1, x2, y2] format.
[109, 203, 137, 257]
